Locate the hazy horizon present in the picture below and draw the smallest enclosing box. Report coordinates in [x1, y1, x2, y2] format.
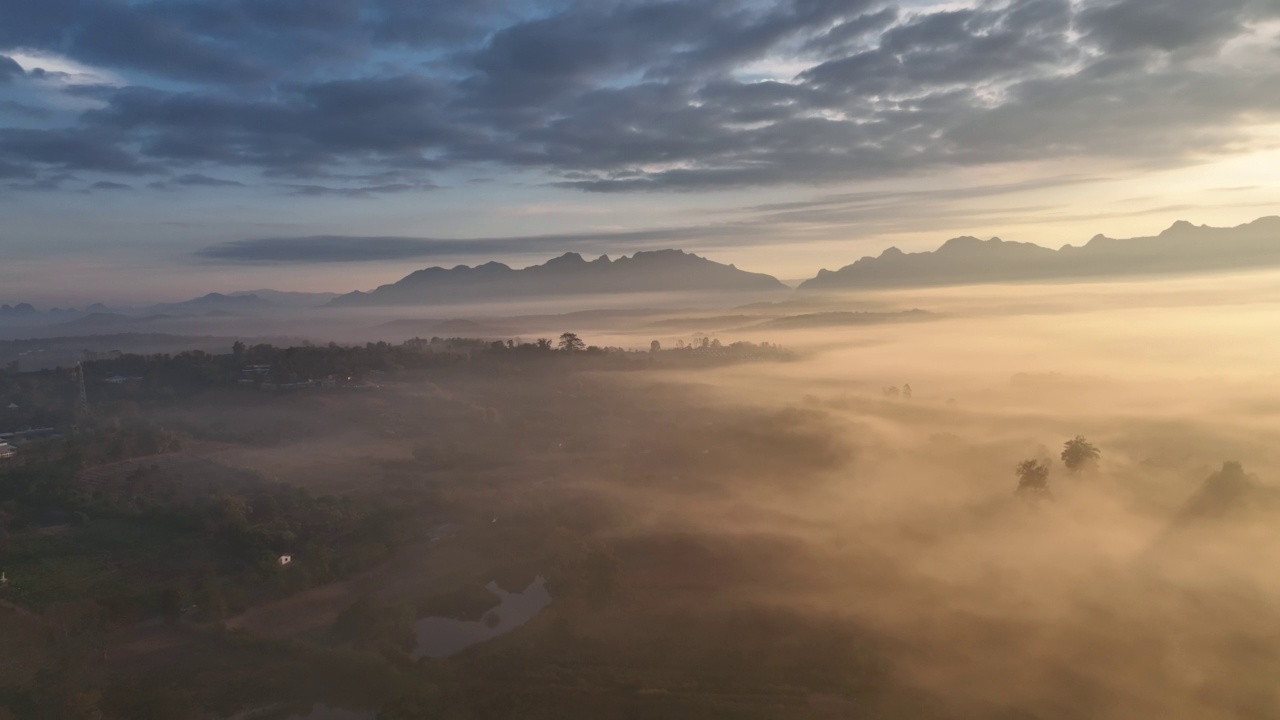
[3, 212, 1278, 306]
[3, 0, 1279, 303]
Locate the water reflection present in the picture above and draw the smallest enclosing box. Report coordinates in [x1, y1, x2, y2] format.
[413, 576, 552, 659]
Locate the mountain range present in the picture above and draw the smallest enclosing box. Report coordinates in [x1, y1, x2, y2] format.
[328, 249, 788, 307]
[800, 216, 1280, 290]
[4, 217, 1280, 318]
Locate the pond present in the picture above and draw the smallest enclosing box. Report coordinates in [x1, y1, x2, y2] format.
[412, 575, 552, 659]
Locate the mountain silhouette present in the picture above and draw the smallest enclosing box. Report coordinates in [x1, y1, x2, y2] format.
[329, 250, 787, 307]
[228, 289, 339, 307]
[147, 292, 278, 315]
[800, 216, 1280, 290]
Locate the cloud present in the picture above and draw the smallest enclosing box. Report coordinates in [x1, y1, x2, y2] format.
[3, 48, 125, 87]
[197, 235, 521, 262]
[0, 0, 533, 84]
[193, 174, 1110, 264]
[0, 55, 24, 83]
[279, 181, 435, 197]
[6, 172, 76, 191]
[1078, 0, 1280, 54]
[802, 7, 900, 56]
[0, 160, 37, 180]
[72, 3, 268, 83]
[0, 128, 152, 175]
[194, 224, 776, 263]
[2, 0, 1279, 193]
[88, 180, 132, 191]
[174, 172, 243, 187]
[84, 76, 463, 178]
[737, 175, 1101, 218]
[146, 172, 245, 190]
[0, 100, 53, 119]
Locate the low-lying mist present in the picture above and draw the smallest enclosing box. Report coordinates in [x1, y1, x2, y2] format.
[7, 269, 1279, 719]
[569, 270, 1280, 718]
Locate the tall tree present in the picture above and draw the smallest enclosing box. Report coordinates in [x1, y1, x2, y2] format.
[558, 332, 585, 352]
[1061, 436, 1100, 472]
[1016, 459, 1051, 495]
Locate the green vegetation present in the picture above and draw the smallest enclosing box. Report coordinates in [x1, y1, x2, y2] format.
[0, 432, 423, 620]
[61, 335, 790, 403]
[1061, 435, 1101, 472]
[1015, 458, 1051, 496]
[0, 336, 816, 718]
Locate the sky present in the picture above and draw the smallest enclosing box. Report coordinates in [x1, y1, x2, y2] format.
[1, 0, 1279, 304]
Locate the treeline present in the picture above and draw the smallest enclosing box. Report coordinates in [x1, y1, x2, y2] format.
[1, 336, 791, 417]
[75, 335, 790, 400]
[0, 367, 81, 429]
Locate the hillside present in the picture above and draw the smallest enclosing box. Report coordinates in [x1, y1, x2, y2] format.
[329, 250, 787, 307]
[148, 292, 278, 315]
[801, 216, 1280, 290]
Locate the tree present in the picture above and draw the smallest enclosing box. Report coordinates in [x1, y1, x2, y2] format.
[902, 383, 912, 399]
[1016, 459, 1051, 495]
[332, 597, 413, 651]
[1061, 436, 1100, 472]
[231, 340, 246, 357]
[558, 332, 585, 352]
[650, 340, 662, 353]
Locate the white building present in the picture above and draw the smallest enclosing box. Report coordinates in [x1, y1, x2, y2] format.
[0, 442, 15, 460]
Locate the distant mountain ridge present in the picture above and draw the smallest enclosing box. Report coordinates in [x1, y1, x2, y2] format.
[329, 249, 788, 307]
[148, 292, 278, 315]
[228, 289, 340, 307]
[7, 217, 1280, 316]
[800, 216, 1280, 290]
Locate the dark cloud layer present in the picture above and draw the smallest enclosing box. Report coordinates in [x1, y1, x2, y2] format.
[196, 174, 1100, 264]
[195, 225, 767, 263]
[173, 173, 242, 187]
[280, 181, 437, 198]
[88, 180, 133, 191]
[1, 0, 1278, 193]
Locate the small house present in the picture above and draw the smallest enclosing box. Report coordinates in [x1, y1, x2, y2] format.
[277, 554, 293, 566]
[0, 442, 15, 460]
[103, 375, 141, 384]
